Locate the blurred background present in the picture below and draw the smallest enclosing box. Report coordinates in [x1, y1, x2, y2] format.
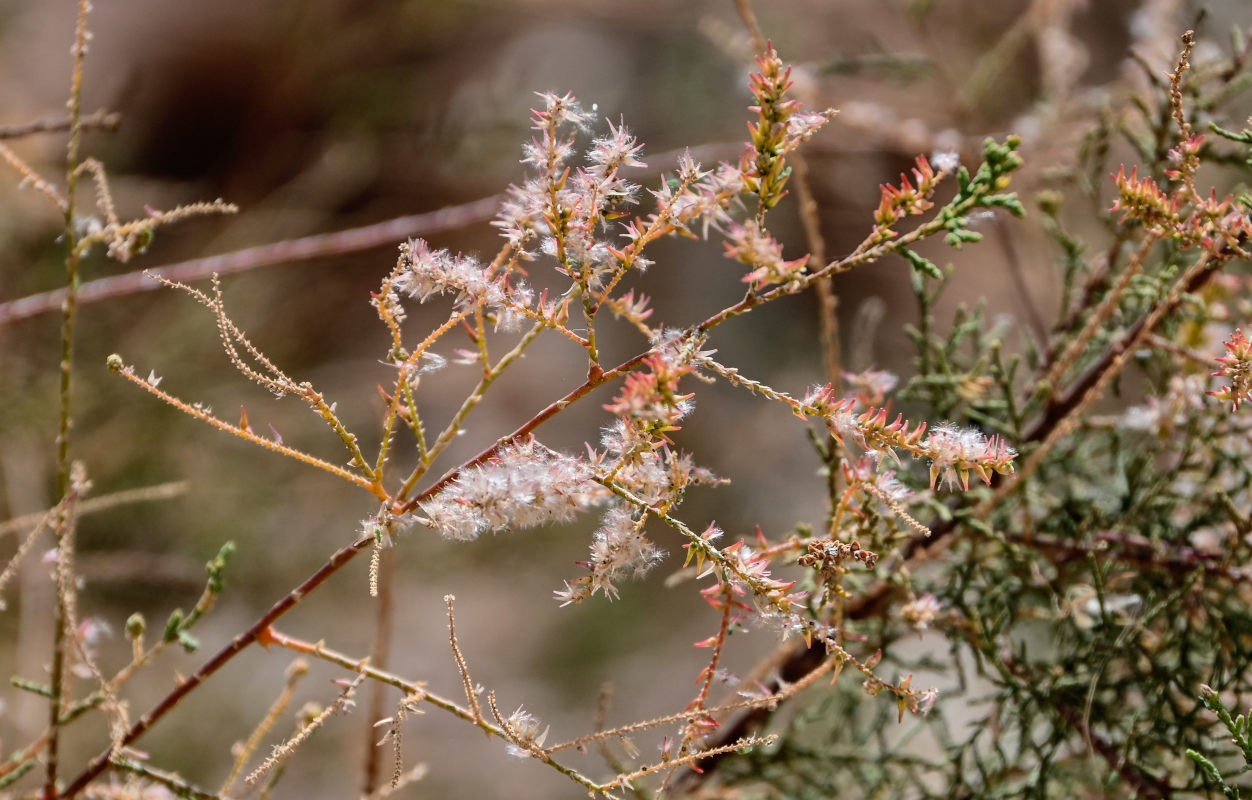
[0, 1, 1246, 797]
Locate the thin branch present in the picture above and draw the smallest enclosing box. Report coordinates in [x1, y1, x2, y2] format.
[112, 757, 221, 800]
[244, 666, 369, 785]
[261, 629, 607, 795]
[220, 659, 309, 796]
[57, 533, 375, 798]
[0, 481, 188, 539]
[108, 360, 382, 498]
[47, 5, 93, 790]
[0, 143, 68, 211]
[445, 595, 482, 723]
[0, 195, 501, 326]
[0, 108, 120, 140]
[0, 143, 738, 328]
[604, 735, 778, 791]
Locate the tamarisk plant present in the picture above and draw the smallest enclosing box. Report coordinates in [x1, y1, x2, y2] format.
[87, 46, 1022, 797]
[3, 4, 1251, 800]
[0, 6, 1026, 793]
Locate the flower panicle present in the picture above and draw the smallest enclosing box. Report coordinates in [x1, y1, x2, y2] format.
[820, 402, 1016, 491]
[725, 220, 809, 290]
[502, 706, 550, 759]
[841, 368, 899, 408]
[1110, 165, 1182, 229]
[718, 539, 805, 617]
[921, 424, 1016, 491]
[397, 239, 532, 331]
[604, 334, 703, 426]
[1208, 328, 1252, 412]
[871, 155, 941, 242]
[841, 458, 911, 504]
[900, 593, 943, 631]
[585, 116, 646, 178]
[826, 402, 930, 453]
[554, 506, 665, 606]
[742, 44, 836, 211]
[415, 437, 602, 541]
[1165, 133, 1203, 179]
[660, 160, 745, 241]
[1110, 148, 1252, 254]
[604, 288, 653, 325]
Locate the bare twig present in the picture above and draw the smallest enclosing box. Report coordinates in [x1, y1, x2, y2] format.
[445, 595, 482, 724]
[46, 5, 93, 791]
[244, 666, 368, 785]
[0, 196, 500, 327]
[220, 658, 309, 796]
[0, 143, 738, 328]
[0, 108, 120, 140]
[0, 481, 188, 539]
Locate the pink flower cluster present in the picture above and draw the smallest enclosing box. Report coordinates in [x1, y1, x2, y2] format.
[841, 368, 900, 408]
[604, 331, 702, 427]
[900, 593, 943, 631]
[1111, 138, 1252, 254]
[1209, 328, 1252, 411]
[724, 221, 809, 290]
[870, 155, 940, 242]
[708, 538, 805, 622]
[742, 47, 837, 210]
[821, 398, 1016, 491]
[920, 423, 1016, 491]
[397, 239, 531, 331]
[841, 458, 911, 504]
[495, 91, 646, 290]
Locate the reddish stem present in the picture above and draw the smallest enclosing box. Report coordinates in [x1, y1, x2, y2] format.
[58, 533, 371, 798]
[59, 350, 651, 797]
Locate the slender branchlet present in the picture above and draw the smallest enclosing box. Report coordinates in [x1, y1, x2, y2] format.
[0, 143, 68, 211]
[244, 665, 369, 785]
[46, 4, 94, 794]
[111, 755, 219, 800]
[445, 595, 482, 725]
[0, 481, 187, 540]
[106, 355, 382, 496]
[220, 658, 309, 796]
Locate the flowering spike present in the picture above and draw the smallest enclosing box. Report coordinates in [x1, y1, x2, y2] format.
[1209, 328, 1252, 412]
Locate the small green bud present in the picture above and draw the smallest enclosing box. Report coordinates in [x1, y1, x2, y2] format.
[902, 248, 942, 280]
[130, 227, 155, 256]
[1035, 190, 1063, 216]
[126, 613, 145, 639]
[164, 608, 184, 643]
[176, 630, 199, 653]
[106, 354, 124, 372]
[205, 541, 236, 594]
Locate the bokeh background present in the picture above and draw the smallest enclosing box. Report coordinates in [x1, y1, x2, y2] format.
[0, 1, 1246, 797]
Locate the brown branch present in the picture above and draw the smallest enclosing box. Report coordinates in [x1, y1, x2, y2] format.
[361, 546, 397, 795]
[57, 533, 372, 798]
[0, 108, 120, 140]
[0, 142, 738, 329]
[0, 196, 501, 327]
[58, 347, 651, 797]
